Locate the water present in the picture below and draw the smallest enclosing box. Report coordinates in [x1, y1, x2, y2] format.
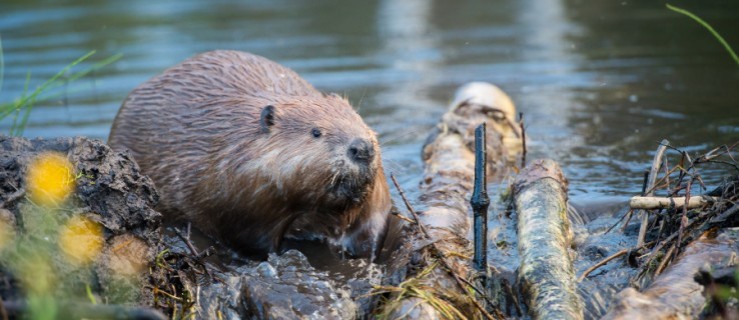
[1, 0, 738, 204]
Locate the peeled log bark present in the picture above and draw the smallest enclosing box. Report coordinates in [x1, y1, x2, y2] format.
[629, 196, 718, 210]
[380, 83, 521, 319]
[602, 229, 739, 319]
[382, 132, 476, 319]
[514, 159, 583, 319]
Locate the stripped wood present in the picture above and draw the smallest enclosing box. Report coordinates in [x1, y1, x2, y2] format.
[514, 159, 583, 319]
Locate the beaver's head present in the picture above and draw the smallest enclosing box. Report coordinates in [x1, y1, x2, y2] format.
[246, 93, 382, 213]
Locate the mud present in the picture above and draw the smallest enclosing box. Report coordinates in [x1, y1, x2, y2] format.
[151, 226, 383, 319]
[0, 136, 162, 312]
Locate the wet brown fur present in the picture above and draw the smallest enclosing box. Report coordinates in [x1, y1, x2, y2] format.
[109, 50, 392, 257]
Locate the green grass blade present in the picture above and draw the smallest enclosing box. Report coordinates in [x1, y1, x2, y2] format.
[10, 72, 31, 136]
[666, 3, 739, 66]
[12, 50, 96, 111]
[2, 50, 121, 135]
[33, 52, 123, 99]
[0, 50, 97, 120]
[1, 50, 95, 118]
[27, 53, 124, 104]
[15, 96, 34, 136]
[0, 34, 4, 95]
[64, 53, 122, 84]
[86, 283, 98, 305]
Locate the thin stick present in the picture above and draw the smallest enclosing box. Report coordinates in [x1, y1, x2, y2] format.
[174, 227, 213, 279]
[578, 249, 628, 282]
[392, 212, 415, 224]
[637, 139, 670, 247]
[663, 156, 671, 194]
[614, 169, 652, 234]
[636, 210, 652, 247]
[390, 175, 430, 238]
[390, 175, 497, 320]
[458, 274, 499, 313]
[579, 241, 655, 282]
[146, 286, 183, 302]
[642, 217, 696, 272]
[641, 169, 650, 196]
[621, 209, 634, 232]
[388, 198, 416, 224]
[655, 244, 676, 276]
[674, 179, 692, 261]
[519, 112, 527, 168]
[174, 227, 200, 257]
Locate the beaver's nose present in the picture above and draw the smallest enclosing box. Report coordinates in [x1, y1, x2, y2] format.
[348, 138, 375, 164]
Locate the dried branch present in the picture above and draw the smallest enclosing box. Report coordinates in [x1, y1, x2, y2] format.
[637, 139, 669, 247]
[518, 112, 526, 169]
[578, 249, 627, 282]
[629, 196, 718, 210]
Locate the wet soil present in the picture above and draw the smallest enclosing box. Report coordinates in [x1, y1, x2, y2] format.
[0, 136, 162, 314]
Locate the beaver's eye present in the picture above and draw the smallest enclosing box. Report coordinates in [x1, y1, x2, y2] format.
[311, 128, 322, 138]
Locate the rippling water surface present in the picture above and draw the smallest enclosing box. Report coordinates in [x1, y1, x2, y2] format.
[1, 0, 738, 204]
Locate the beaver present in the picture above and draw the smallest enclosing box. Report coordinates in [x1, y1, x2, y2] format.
[109, 50, 392, 258]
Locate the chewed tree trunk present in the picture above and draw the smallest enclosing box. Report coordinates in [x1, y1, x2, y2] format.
[513, 159, 584, 319]
[377, 82, 521, 319]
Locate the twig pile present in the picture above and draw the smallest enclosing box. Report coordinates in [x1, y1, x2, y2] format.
[609, 141, 738, 286]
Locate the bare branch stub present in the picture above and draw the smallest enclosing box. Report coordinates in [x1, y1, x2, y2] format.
[389, 174, 497, 320]
[471, 123, 490, 273]
[518, 112, 526, 169]
[637, 139, 670, 247]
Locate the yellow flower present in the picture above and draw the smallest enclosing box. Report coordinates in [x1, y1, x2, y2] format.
[59, 215, 104, 265]
[26, 153, 76, 207]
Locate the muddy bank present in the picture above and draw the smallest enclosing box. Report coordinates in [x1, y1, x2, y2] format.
[0, 136, 163, 317]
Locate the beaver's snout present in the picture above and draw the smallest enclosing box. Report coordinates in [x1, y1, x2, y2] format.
[348, 138, 375, 164]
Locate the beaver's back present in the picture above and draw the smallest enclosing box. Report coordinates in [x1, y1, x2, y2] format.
[108, 50, 319, 221]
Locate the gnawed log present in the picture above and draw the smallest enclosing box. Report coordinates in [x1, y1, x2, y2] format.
[378, 82, 521, 319]
[514, 159, 583, 319]
[629, 196, 718, 210]
[602, 228, 739, 319]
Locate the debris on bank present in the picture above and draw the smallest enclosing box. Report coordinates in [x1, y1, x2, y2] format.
[0, 136, 163, 318]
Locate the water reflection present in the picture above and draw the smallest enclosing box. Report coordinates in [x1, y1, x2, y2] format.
[374, 0, 441, 195]
[514, 0, 588, 185]
[0, 0, 737, 203]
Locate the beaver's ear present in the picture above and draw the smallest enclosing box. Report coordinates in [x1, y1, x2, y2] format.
[260, 105, 276, 133]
